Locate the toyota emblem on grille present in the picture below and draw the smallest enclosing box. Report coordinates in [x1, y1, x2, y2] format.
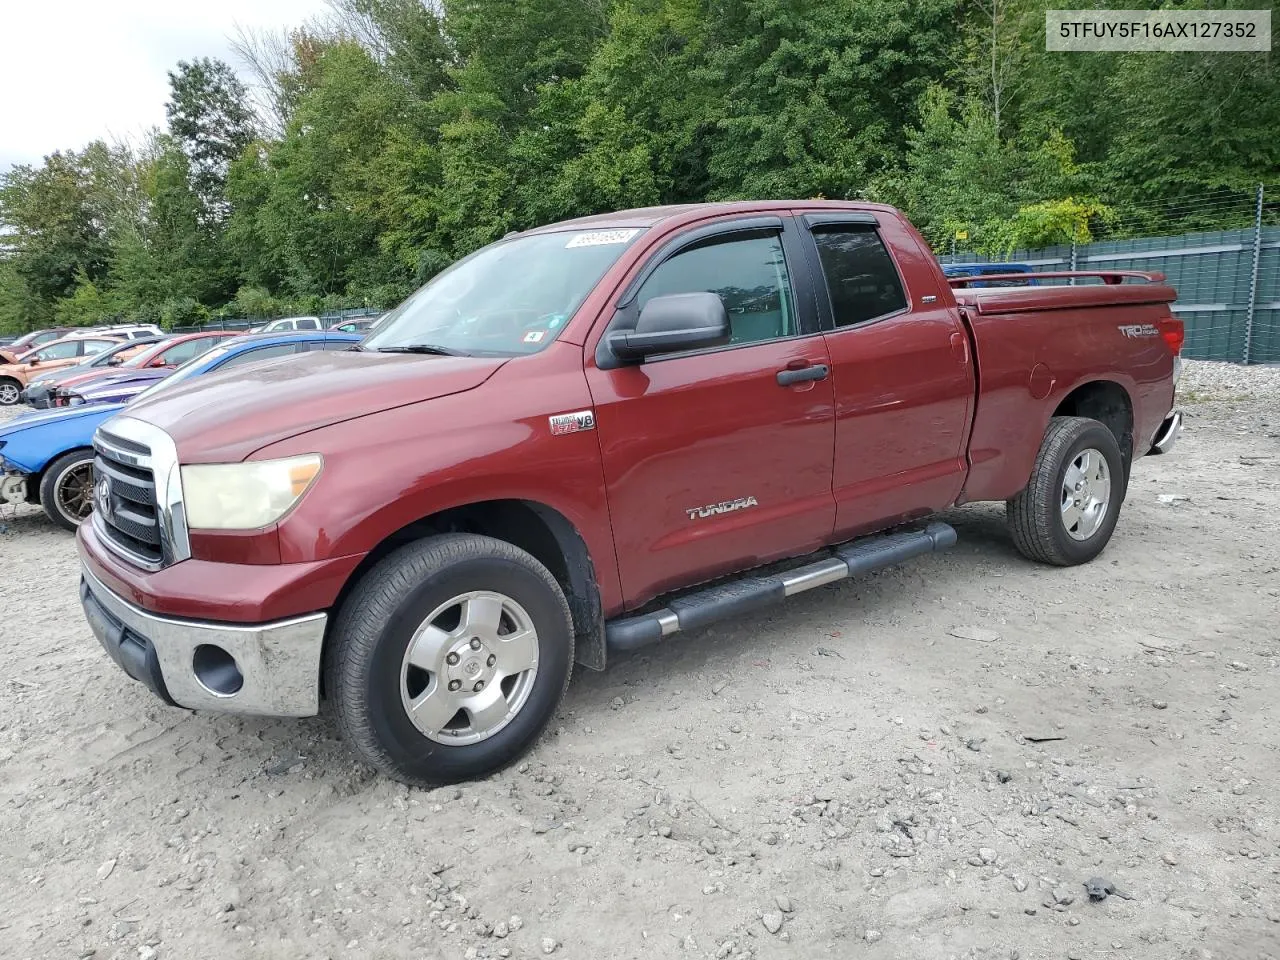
[97, 476, 112, 519]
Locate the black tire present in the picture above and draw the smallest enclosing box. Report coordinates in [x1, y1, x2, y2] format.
[0, 377, 21, 406]
[325, 534, 574, 787]
[39, 449, 96, 532]
[1006, 416, 1125, 566]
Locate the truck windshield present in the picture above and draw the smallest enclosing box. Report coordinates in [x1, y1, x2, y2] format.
[362, 228, 645, 357]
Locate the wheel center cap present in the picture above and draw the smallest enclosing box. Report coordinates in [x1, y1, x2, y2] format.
[463, 659, 481, 677]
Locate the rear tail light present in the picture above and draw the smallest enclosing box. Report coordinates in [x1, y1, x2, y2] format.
[1156, 316, 1184, 355]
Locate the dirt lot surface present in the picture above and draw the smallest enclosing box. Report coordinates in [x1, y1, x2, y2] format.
[2, 361, 1278, 960]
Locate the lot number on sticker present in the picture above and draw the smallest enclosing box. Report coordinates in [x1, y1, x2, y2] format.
[523, 330, 546, 343]
[566, 229, 639, 248]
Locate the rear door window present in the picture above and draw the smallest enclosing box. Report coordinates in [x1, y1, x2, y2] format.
[810, 228, 908, 328]
[159, 338, 212, 365]
[81, 339, 118, 356]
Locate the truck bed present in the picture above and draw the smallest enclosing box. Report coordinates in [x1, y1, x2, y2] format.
[953, 271, 1180, 504]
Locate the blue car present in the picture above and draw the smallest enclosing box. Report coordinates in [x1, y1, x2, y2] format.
[941, 262, 1039, 287]
[0, 331, 360, 530]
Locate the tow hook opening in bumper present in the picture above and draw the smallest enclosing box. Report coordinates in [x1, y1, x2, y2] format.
[1148, 409, 1183, 456]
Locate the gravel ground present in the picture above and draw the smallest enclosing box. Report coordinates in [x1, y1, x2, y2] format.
[1, 360, 1278, 960]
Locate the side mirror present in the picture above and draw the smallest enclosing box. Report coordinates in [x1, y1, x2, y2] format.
[150, 357, 169, 368]
[607, 292, 730, 361]
[28, 357, 40, 367]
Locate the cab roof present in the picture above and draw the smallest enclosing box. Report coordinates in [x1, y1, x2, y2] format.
[521, 200, 897, 235]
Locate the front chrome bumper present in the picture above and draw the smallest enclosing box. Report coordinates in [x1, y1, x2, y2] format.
[1148, 409, 1183, 456]
[80, 563, 326, 717]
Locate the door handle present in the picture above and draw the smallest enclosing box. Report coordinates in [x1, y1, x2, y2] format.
[776, 363, 830, 386]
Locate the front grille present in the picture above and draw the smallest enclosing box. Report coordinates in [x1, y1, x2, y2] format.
[94, 429, 162, 566]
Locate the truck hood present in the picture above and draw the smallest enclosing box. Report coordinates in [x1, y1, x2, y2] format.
[129, 349, 509, 462]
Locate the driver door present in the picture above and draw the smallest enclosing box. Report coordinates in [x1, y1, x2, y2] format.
[586, 217, 837, 608]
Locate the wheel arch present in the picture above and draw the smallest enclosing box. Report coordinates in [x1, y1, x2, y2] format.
[1051, 379, 1134, 478]
[30, 444, 96, 506]
[329, 498, 607, 674]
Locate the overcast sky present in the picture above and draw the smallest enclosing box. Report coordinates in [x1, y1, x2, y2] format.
[0, 0, 330, 175]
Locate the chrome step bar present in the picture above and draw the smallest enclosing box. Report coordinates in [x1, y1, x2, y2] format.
[605, 522, 957, 651]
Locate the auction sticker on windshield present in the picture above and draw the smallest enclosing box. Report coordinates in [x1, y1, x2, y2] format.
[565, 229, 640, 248]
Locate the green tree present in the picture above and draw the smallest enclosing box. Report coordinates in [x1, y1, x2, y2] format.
[165, 58, 258, 220]
[0, 146, 120, 325]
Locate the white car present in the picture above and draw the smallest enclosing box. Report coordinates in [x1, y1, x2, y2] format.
[248, 316, 323, 334]
[71, 324, 164, 341]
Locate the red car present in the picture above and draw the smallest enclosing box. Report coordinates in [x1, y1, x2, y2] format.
[49, 332, 240, 404]
[77, 201, 1183, 786]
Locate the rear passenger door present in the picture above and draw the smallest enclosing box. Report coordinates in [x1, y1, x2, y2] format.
[799, 212, 974, 539]
[587, 216, 836, 607]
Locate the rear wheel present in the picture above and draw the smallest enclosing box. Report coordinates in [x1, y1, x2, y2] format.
[39, 449, 96, 532]
[1006, 416, 1124, 566]
[325, 534, 574, 786]
[0, 378, 21, 406]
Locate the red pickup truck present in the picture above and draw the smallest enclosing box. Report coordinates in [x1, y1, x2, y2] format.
[76, 201, 1183, 785]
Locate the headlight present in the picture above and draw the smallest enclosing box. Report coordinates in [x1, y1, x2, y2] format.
[181, 455, 323, 530]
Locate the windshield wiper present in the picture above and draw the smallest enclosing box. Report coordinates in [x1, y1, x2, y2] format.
[376, 343, 469, 357]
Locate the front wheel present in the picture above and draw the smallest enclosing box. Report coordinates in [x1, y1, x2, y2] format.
[0, 378, 21, 406]
[39, 449, 96, 532]
[1006, 416, 1125, 566]
[325, 534, 574, 786]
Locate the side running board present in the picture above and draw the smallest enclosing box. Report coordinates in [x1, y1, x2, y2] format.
[605, 522, 957, 652]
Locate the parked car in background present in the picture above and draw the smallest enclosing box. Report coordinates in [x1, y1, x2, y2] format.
[328, 317, 377, 333]
[941, 262, 1040, 287]
[0, 335, 122, 406]
[73, 323, 165, 341]
[0, 330, 362, 530]
[47, 332, 238, 407]
[0, 327, 75, 364]
[23, 337, 165, 407]
[249, 315, 322, 333]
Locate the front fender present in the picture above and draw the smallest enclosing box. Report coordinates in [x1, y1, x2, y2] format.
[253, 363, 623, 612]
[0, 406, 122, 473]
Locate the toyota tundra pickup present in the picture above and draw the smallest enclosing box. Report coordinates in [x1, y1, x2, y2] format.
[75, 201, 1184, 786]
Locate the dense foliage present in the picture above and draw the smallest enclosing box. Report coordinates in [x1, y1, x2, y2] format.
[1, 0, 1276, 332]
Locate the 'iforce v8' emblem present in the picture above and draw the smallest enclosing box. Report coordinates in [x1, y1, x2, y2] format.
[548, 410, 595, 436]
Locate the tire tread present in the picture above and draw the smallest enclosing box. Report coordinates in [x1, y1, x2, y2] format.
[324, 533, 573, 787]
[39, 448, 94, 532]
[1006, 416, 1116, 566]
